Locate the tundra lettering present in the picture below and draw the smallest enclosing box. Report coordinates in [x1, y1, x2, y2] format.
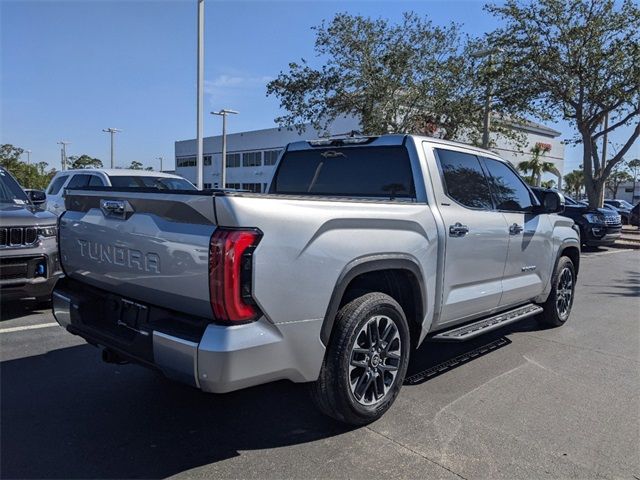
[54, 134, 580, 425]
[77, 239, 160, 273]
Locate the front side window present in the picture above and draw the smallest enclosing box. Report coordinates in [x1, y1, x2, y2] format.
[435, 149, 493, 209]
[47, 175, 68, 195]
[272, 146, 415, 199]
[482, 158, 535, 211]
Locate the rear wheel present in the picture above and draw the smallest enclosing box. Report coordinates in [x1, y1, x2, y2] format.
[540, 256, 576, 327]
[310, 292, 410, 425]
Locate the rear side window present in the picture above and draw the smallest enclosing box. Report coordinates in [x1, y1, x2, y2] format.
[435, 149, 493, 209]
[271, 146, 415, 199]
[47, 175, 68, 195]
[482, 158, 535, 211]
[108, 175, 195, 190]
[66, 174, 91, 188]
[88, 175, 105, 186]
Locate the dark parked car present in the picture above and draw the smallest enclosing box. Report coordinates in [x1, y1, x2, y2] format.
[531, 188, 622, 247]
[604, 199, 632, 224]
[630, 203, 640, 227]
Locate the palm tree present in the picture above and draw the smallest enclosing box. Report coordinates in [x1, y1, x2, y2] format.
[563, 170, 584, 198]
[517, 143, 557, 187]
[541, 179, 556, 189]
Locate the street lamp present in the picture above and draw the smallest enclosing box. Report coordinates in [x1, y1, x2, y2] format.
[211, 109, 239, 189]
[57, 141, 71, 170]
[470, 47, 504, 149]
[102, 128, 122, 168]
[195, 0, 205, 190]
[157, 156, 164, 172]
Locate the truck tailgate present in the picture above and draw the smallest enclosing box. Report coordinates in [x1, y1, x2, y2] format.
[59, 189, 217, 319]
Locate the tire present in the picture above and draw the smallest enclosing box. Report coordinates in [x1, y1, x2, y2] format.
[310, 292, 411, 425]
[539, 256, 576, 327]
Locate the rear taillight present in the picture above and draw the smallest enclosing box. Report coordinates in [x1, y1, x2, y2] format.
[209, 228, 262, 323]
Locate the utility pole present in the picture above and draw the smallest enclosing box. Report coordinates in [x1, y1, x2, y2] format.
[102, 128, 122, 168]
[211, 109, 238, 189]
[470, 47, 504, 149]
[25, 149, 32, 164]
[196, 0, 205, 189]
[57, 141, 70, 170]
[157, 156, 164, 172]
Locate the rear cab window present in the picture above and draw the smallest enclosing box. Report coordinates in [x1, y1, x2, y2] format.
[271, 146, 415, 200]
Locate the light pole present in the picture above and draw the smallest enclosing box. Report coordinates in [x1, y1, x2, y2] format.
[25, 149, 32, 164]
[57, 141, 70, 170]
[196, 0, 205, 189]
[211, 109, 238, 189]
[102, 128, 122, 168]
[157, 156, 164, 172]
[471, 47, 504, 149]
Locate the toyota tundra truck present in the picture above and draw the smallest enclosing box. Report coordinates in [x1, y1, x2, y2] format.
[53, 135, 580, 425]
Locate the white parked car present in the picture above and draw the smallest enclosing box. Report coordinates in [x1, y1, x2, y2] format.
[45, 169, 196, 216]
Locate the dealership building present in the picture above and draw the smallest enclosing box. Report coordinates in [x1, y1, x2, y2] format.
[174, 116, 565, 192]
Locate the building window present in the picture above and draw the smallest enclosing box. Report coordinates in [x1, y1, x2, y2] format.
[242, 183, 262, 193]
[204, 155, 212, 166]
[226, 153, 241, 168]
[263, 150, 281, 166]
[243, 151, 262, 167]
[176, 156, 196, 167]
[225, 183, 241, 189]
[203, 183, 212, 189]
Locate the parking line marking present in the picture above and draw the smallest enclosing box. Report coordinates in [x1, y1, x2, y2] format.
[0, 323, 59, 334]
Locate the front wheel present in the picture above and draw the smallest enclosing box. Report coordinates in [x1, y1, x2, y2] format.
[539, 256, 576, 327]
[310, 292, 410, 425]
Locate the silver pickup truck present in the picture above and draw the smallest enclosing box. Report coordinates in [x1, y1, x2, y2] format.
[53, 135, 580, 425]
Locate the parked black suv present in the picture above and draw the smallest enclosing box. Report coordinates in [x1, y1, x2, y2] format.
[531, 187, 622, 247]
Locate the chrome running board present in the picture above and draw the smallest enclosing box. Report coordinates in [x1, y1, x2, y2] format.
[430, 303, 543, 342]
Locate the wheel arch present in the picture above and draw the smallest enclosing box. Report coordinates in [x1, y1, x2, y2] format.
[320, 254, 426, 347]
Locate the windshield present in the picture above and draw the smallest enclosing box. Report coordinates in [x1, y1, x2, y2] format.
[108, 175, 196, 190]
[612, 200, 633, 209]
[0, 168, 29, 205]
[564, 196, 578, 205]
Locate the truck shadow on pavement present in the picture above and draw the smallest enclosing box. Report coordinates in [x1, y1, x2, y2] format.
[1, 319, 539, 479]
[0, 300, 50, 322]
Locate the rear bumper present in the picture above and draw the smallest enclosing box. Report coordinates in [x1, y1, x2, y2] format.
[52, 282, 325, 393]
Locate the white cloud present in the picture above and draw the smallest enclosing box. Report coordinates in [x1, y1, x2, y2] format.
[205, 74, 273, 92]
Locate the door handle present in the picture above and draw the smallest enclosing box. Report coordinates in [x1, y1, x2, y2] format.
[509, 223, 524, 235]
[449, 222, 469, 237]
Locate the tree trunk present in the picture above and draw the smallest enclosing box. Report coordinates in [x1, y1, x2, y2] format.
[582, 130, 603, 208]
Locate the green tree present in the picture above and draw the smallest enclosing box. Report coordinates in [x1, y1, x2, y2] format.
[128, 160, 143, 170]
[68, 155, 103, 170]
[517, 143, 557, 186]
[541, 179, 556, 189]
[267, 13, 529, 146]
[0, 144, 51, 189]
[564, 169, 585, 198]
[487, 0, 640, 209]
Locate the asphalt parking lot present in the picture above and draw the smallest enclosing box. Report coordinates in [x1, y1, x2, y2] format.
[1, 247, 639, 479]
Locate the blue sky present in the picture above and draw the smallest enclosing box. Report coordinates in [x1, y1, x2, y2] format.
[1, 0, 637, 172]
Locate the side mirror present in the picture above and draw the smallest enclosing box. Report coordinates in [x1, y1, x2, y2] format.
[540, 190, 564, 214]
[26, 189, 47, 206]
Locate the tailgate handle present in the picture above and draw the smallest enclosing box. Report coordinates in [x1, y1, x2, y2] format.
[100, 199, 133, 219]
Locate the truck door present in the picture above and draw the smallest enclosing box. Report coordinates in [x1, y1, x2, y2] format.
[481, 157, 554, 307]
[429, 147, 510, 326]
